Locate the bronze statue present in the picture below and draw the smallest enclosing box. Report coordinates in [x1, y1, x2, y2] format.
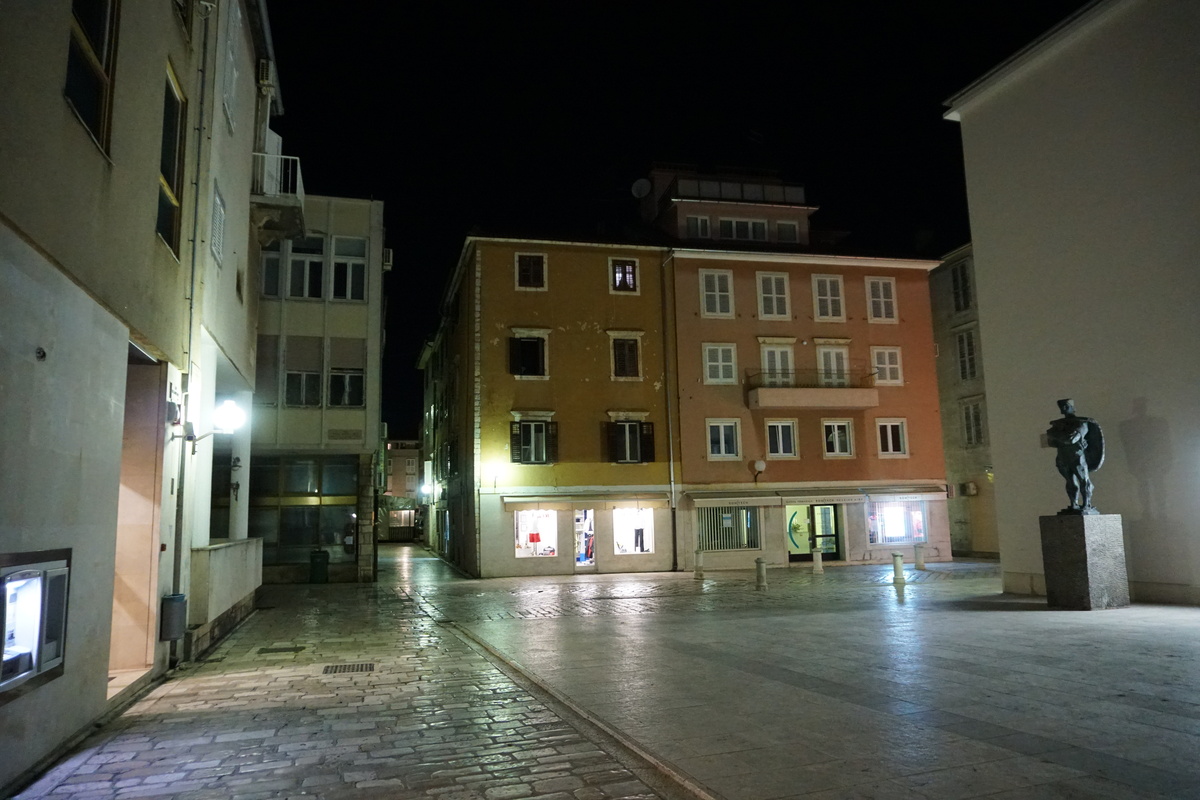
[1046, 399, 1105, 514]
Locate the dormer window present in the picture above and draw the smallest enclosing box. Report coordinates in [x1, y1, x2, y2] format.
[718, 218, 767, 242]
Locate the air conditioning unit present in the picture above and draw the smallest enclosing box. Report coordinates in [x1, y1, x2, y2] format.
[257, 59, 273, 87]
[382, 247, 393, 270]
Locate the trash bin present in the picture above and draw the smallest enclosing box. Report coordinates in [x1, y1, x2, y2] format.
[309, 549, 330, 584]
[159, 594, 187, 641]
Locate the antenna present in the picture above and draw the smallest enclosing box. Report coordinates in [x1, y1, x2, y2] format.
[630, 178, 652, 199]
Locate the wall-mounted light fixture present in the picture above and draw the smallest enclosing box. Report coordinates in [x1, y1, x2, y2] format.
[173, 399, 247, 455]
[753, 459, 767, 484]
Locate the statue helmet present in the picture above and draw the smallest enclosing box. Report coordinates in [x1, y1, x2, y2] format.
[1057, 398, 1075, 415]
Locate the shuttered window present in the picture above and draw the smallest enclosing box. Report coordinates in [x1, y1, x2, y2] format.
[510, 421, 558, 464]
[609, 421, 654, 463]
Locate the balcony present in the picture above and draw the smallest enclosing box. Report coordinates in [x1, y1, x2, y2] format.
[670, 177, 808, 206]
[251, 152, 306, 240]
[746, 367, 879, 410]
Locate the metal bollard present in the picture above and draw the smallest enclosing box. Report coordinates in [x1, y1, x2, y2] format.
[811, 546, 824, 574]
[892, 552, 906, 585]
[914, 542, 926, 570]
[755, 557, 768, 591]
[694, 548, 704, 580]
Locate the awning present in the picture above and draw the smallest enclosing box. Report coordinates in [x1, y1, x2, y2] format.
[502, 493, 669, 512]
[689, 486, 948, 508]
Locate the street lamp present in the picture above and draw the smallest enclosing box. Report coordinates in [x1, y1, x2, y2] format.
[174, 399, 247, 454]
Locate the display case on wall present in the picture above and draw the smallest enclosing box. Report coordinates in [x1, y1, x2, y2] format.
[1, 550, 70, 694]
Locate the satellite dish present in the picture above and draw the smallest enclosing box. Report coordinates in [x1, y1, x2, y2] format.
[631, 178, 652, 199]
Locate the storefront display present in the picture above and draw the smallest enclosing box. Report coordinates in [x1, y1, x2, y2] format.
[515, 509, 558, 557]
[574, 510, 595, 566]
[613, 507, 653, 554]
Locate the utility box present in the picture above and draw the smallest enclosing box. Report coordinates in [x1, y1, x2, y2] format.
[159, 594, 187, 641]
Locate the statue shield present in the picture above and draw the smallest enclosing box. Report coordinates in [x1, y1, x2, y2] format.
[1083, 419, 1105, 472]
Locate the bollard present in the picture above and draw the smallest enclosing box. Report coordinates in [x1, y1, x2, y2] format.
[914, 542, 926, 570]
[892, 552, 906, 585]
[693, 548, 704, 580]
[755, 557, 768, 591]
[811, 546, 824, 574]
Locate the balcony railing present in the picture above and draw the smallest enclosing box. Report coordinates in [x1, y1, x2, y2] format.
[745, 367, 877, 390]
[252, 152, 305, 202]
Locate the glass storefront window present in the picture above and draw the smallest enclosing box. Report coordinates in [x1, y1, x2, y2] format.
[613, 508, 653, 554]
[867, 500, 927, 544]
[515, 509, 558, 558]
[283, 459, 319, 494]
[321, 458, 358, 495]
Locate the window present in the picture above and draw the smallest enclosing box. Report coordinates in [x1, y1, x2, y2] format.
[761, 344, 794, 387]
[686, 216, 710, 238]
[699, 269, 734, 317]
[611, 337, 641, 379]
[767, 420, 797, 458]
[758, 273, 789, 319]
[777, 221, 799, 243]
[609, 421, 654, 463]
[817, 345, 849, 387]
[877, 418, 908, 458]
[703, 344, 737, 384]
[64, 0, 117, 148]
[823, 420, 853, 458]
[962, 400, 985, 446]
[515, 253, 546, 290]
[613, 508, 654, 554]
[610, 259, 638, 293]
[221, 0, 241, 128]
[697, 507, 761, 551]
[707, 419, 740, 460]
[951, 260, 972, 312]
[813, 275, 845, 321]
[871, 347, 903, 385]
[516, 509, 558, 558]
[261, 242, 281, 297]
[867, 500, 927, 544]
[510, 420, 558, 464]
[285, 372, 321, 406]
[289, 237, 325, 299]
[718, 218, 767, 241]
[956, 329, 978, 380]
[508, 332, 547, 378]
[210, 183, 226, 265]
[332, 237, 367, 301]
[328, 369, 364, 407]
[866, 277, 898, 322]
[156, 69, 186, 253]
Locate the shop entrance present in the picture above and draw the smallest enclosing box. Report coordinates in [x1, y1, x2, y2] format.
[784, 504, 843, 561]
[573, 509, 595, 570]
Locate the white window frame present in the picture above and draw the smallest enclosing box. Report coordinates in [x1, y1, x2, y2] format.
[702, 343, 737, 385]
[612, 420, 642, 464]
[515, 252, 548, 291]
[757, 272, 790, 320]
[519, 421, 549, 464]
[962, 398, 986, 447]
[816, 345, 850, 387]
[706, 418, 741, 460]
[699, 269, 734, 318]
[813, 274, 845, 322]
[866, 277, 898, 323]
[609, 258, 640, 295]
[822, 419, 854, 458]
[284, 371, 321, 407]
[328, 369, 365, 408]
[766, 419, 798, 459]
[608, 330, 644, 381]
[956, 328, 979, 380]
[210, 182, 226, 266]
[871, 347, 903, 386]
[718, 218, 768, 241]
[760, 343, 794, 388]
[331, 236, 367, 302]
[876, 418, 908, 458]
[776, 221, 799, 243]
[686, 215, 710, 239]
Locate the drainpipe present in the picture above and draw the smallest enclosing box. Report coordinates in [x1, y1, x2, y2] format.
[661, 249, 679, 571]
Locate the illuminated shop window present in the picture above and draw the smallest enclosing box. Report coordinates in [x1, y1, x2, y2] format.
[866, 500, 927, 544]
[515, 509, 558, 558]
[613, 508, 653, 554]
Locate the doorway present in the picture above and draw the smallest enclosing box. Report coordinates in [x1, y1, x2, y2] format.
[784, 503, 842, 561]
[573, 509, 595, 570]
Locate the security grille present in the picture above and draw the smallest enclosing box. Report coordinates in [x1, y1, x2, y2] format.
[322, 663, 375, 675]
[697, 506, 761, 551]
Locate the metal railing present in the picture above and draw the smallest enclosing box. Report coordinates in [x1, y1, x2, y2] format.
[745, 367, 877, 390]
[251, 152, 305, 205]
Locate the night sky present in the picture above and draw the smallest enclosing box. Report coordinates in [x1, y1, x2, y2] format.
[265, 1, 1091, 438]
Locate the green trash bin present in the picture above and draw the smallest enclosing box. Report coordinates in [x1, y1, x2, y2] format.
[309, 549, 330, 584]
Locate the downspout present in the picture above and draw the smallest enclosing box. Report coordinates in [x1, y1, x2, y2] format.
[661, 249, 680, 570]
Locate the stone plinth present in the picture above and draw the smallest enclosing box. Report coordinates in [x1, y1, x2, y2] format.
[1039, 514, 1129, 610]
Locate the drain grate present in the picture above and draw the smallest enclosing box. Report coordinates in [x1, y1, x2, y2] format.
[257, 646, 305, 654]
[322, 662, 375, 675]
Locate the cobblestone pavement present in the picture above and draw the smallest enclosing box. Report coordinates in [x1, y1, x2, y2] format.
[20, 547, 1200, 800]
[17, 549, 682, 800]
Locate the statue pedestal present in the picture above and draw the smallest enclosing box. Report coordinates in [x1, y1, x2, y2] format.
[1039, 514, 1129, 610]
